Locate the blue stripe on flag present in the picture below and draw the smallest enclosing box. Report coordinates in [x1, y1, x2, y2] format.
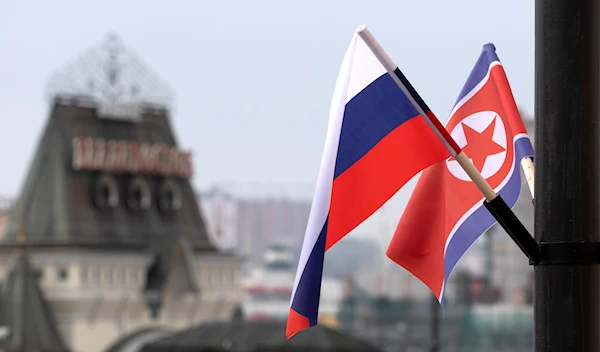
[334, 73, 420, 179]
[290, 217, 328, 325]
[454, 44, 501, 106]
[441, 137, 534, 305]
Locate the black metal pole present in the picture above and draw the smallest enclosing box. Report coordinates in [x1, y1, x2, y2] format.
[483, 195, 541, 263]
[535, 1, 600, 351]
[430, 295, 440, 352]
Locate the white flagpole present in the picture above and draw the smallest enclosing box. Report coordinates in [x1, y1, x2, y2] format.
[521, 157, 535, 199]
[356, 25, 497, 202]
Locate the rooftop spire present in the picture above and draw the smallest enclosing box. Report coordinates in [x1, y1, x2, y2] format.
[0, 255, 69, 352]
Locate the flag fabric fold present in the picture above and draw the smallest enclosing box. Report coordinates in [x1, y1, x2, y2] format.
[386, 43, 534, 306]
[286, 28, 452, 339]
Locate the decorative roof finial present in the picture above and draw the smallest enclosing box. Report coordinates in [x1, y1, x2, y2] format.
[46, 33, 174, 109]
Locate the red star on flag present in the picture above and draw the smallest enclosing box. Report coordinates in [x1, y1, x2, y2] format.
[450, 117, 506, 172]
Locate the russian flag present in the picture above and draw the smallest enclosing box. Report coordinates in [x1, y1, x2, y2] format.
[286, 26, 459, 339]
[386, 43, 534, 306]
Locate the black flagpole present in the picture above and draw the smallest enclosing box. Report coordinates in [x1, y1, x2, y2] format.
[535, 0, 600, 351]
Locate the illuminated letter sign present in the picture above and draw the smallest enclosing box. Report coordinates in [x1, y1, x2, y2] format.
[72, 137, 193, 178]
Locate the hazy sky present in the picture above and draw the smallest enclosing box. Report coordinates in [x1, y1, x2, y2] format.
[0, 0, 534, 198]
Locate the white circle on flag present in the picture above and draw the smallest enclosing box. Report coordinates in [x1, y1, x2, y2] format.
[446, 110, 507, 181]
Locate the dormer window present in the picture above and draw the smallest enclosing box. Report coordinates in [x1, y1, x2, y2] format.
[127, 176, 151, 211]
[159, 179, 182, 212]
[94, 174, 119, 209]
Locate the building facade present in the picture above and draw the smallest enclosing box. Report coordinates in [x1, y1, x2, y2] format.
[0, 35, 242, 352]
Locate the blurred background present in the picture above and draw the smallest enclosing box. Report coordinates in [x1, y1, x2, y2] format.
[0, 1, 535, 351]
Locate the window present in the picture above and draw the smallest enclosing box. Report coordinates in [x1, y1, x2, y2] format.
[224, 268, 232, 286]
[130, 268, 139, 284]
[104, 267, 113, 285]
[158, 179, 182, 212]
[91, 266, 101, 284]
[212, 268, 220, 285]
[221, 269, 228, 286]
[116, 267, 125, 285]
[94, 174, 119, 209]
[200, 267, 208, 284]
[127, 177, 151, 211]
[57, 267, 69, 281]
[81, 266, 88, 284]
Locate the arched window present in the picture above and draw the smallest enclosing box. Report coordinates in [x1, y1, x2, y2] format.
[127, 176, 152, 211]
[94, 173, 119, 209]
[158, 179, 183, 212]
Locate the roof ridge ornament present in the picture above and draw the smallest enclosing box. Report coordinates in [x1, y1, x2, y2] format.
[46, 33, 174, 118]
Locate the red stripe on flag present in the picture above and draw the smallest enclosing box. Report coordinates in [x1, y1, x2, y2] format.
[386, 161, 448, 297]
[286, 308, 311, 339]
[325, 116, 450, 250]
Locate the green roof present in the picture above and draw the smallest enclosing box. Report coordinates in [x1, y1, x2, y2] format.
[3, 101, 215, 252]
[0, 254, 69, 352]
